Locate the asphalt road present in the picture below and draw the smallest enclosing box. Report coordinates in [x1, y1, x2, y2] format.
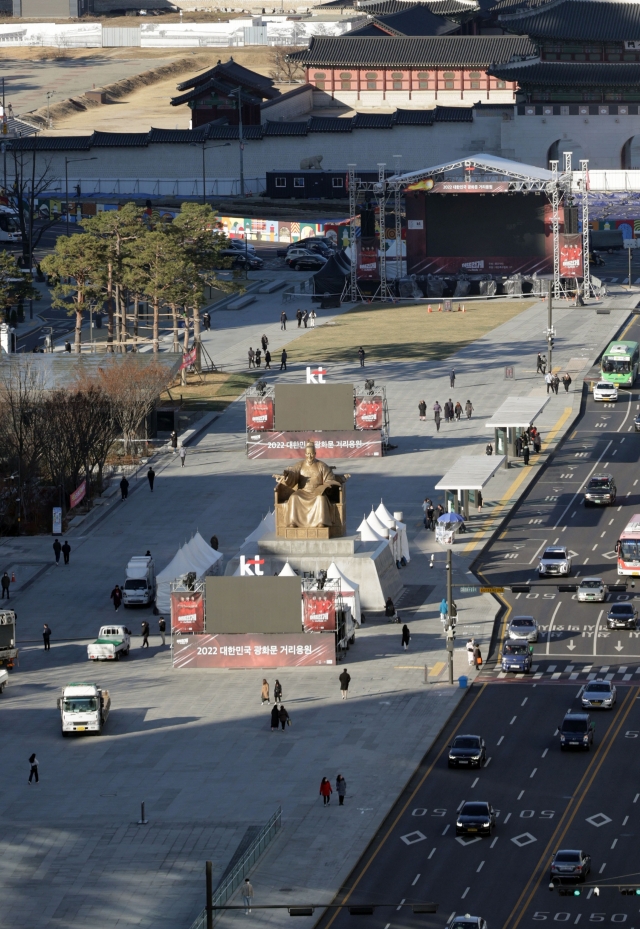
[310, 314, 640, 929]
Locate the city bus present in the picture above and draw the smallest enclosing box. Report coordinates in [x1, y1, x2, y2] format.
[600, 340, 640, 387]
[616, 514, 640, 576]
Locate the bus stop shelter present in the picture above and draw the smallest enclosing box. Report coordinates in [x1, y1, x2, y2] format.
[485, 397, 549, 468]
[434, 454, 506, 518]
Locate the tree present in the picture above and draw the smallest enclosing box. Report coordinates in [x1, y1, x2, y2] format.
[9, 146, 61, 266]
[0, 360, 44, 530]
[41, 234, 103, 353]
[126, 229, 183, 354]
[269, 46, 306, 82]
[93, 357, 172, 455]
[0, 250, 39, 322]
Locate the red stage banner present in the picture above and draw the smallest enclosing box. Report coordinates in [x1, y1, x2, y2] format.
[170, 591, 205, 634]
[357, 240, 379, 280]
[247, 430, 382, 459]
[355, 396, 383, 430]
[303, 591, 337, 631]
[245, 396, 275, 431]
[560, 234, 584, 277]
[69, 480, 86, 509]
[173, 633, 335, 668]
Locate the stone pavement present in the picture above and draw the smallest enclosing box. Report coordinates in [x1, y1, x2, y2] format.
[0, 289, 636, 929]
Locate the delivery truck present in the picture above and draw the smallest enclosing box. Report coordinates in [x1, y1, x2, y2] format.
[87, 625, 131, 661]
[58, 682, 111, 736]
[0, 610, 17, 669]
[123, 555, 156, 607]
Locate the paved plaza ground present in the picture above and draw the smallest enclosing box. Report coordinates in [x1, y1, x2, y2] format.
[0, 285, 637, 929]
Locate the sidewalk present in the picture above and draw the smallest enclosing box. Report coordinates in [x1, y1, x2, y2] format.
[0, 291, 635, 929]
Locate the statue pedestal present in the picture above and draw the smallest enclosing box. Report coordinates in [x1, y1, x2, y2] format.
[226, 534, 402, 610]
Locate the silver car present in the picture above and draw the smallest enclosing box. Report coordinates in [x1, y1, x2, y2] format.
[507, 615, 539, 642]
[577, 578, 606, 602]
[582, 679, 616, 709]
[538, 546, 572, 577]
[448, 918, 488, 929]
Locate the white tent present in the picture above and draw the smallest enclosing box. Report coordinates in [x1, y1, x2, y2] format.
[367, 507, 389, 538]
[394, 518, 410, 563]
[243, 510, 275, 546]
[327, 562, 361, 624]
[358, 515, 386, 544]
[156, 532, 223, 614]
[377, 500, 410, 563]
[279, 562, 298, 576]
[375, 500, 396, 529]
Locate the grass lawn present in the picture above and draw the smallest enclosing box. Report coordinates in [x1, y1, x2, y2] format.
[282, 299, 536, 365]
[161, 371, 258, 411]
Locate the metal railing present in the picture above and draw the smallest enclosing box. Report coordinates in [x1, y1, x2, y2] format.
[189, 807, 282, 929]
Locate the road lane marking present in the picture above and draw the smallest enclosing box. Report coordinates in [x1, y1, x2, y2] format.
[484, 758, 492, 769]
[505, 813, 512, 823]
[599, 863, 606, 873]
[428, 848, 436, 859]
[477, 861, 485, 873]
[397, 898, 405, 910]
[593, 610, 604, 656]
[461, 888, 470, 899]
[490, 837, 499, 848]
[497, 736, 504, 745]
[542, 749, 548, 758]
[547, 602, 562, 655]
[471, 777, 479, 788]
[530, 768, 537, 778]
[318, 685, 487, 929]
[529, 540, 548, 565]
[510, 716, 517, 724]
[554, 440, 613, 529]
[617, 390, 633, 432]
[412, 874, 420, 885]
[502, 687, 637, 929]
[623, 816, 629, 825]
[611, 838, 618, 849]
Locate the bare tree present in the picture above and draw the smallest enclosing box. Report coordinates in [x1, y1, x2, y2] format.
[94, 357, 172, 455]
[0, 359, 44, 530]
[268, 46, 306, 82]
[9, 146, 61, 266]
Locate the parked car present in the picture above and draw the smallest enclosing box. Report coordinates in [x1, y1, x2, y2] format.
[538, 546, 572, 577]
[584, 473, 616, 506]
[226, 239, 257, 255]
[287, 252, 327, 271]
[550, 849, 591, 883]
[217, 249, 264, 270]
[577, 578, 606, 602]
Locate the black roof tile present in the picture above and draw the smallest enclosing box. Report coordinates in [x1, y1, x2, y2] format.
[7, 135, 92, 151]
[263, 121, 309, 136]
[366, 5, 460, 35]
[289, 35, 534, 67]
[308, 116, 354, 131]
[499, 0, 640, 40]
[434, 104, 474, 119]
[394, 107, 436, 123]
[148, 127, 208, 143]
[490, 60, 640, 84]
[91, 131, 148, 147]
[203, 124, 264, 140]
[176, 59, 276, 93]
[352, 112, 395, 127]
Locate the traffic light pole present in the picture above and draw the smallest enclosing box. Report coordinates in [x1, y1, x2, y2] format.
[547, 284, 554, 372]
[446, 547, 454, 684]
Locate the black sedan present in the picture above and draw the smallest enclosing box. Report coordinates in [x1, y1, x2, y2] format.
[455, 801, 495, 837]
[607, 602, 638, 629]
[448, 734, 486, 769]
[550, 849, 591, 883]
[288, 254, 327, 271]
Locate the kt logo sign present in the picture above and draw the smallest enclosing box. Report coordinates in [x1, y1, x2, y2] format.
[239, 555, 265, 576]
[306, 366, 327, 384]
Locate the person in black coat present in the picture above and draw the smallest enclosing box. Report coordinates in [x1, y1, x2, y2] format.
[401, 624, 411, 650]
[270, 705, 279, 731]
[120, 476, 129, 500]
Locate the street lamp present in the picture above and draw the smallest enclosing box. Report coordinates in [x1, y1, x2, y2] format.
[189, 140, 230, 205]
[228, 87, 247, 198]
[65, 156, 96, 237]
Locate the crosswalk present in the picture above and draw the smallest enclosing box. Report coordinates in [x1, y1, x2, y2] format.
[486, 661, 640, 683]
[599, 276, 640, 284]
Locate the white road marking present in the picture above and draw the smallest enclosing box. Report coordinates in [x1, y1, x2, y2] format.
[594, 610, 604, 656]
[521, 697, 528, 706]
[547, 602, 562, 655]
[611, 839, 618, 849]
[471, 777, 479, 788]
[510, 716, 517, 724]
[609, 519, 614, 525]
[442, 825, 450, 835]
[571, 511, 577, 519]
[584, 558, 589, 564]
[428, 848, 436, 859]
[530, 768, 537, 778]
[490, 837, 498, 848]
[542, 748, 548, 758]
[517, 790, 525, 799]
[601, 532, 606, 538]
[412, 874, 421, 886]
[504, 813, 512, 823]
[457, 801, 466, 811]
[617, 390, 633, 432]
[484, 758, 492, 768]
[477, 861, 485, 873]
[554, 440, 613, 529]
[599, 863, 606, 874]
[623, 816, 629, 826]
[635, 793, 640, 804]
[397, 898, 406, 911]
[593, 544, 598, 550]
[497, 736, 504, 745]
[461, 888, 470, 900]
[529, 539, 549, 564]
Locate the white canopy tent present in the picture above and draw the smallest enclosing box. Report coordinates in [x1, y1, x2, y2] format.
[358, 514, 387, 544]
[375, 500, 410, 563]
[243, 511, 275, 546]
[156, 532, 223, 614]
[327, 562, 361, 624]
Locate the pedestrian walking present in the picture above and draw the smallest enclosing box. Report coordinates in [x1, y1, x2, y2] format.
[242, 879, 254, 915]
[385, 597, 396, 621]
[336, 774, 347, 806]
[401, 623, 410, 650]
[536, 353, 545, 374]
[43, 624, 52, 651]
[141, 620, 150, 647]
[562, 372, 572, 392]
[440, 597, 448, 626]
[274, 679, 282, 703]
[422, 497, 431, 528]
[28, 753, 39, 785]
[280, 349, 287, 371]
[270, 704, 279, 730]
[202, 311, 211, 330]
[264, 349, 271, 369]
[303, 310, 309, 328]
[53, 538, 61, 565]
[261, 334, 269, 352]
[553, 374, 560, 395]
[533, 430, 541, 453]
[280, 310, 287, 330]
[473, 643, 483, 669]
[339, 668, 351, 700]
[433, 401, 442, 432]
[248, 347, 255, 368]
[466, 638, 475, 666]
[418, 400, 426, 421]
[320, 777, 332, 806]
[261, 679, 270, 705]
[296, 308, 303, 328]
[110, 584, 122, 611]
[120, 476, 129, 500]
[465, 400, 473, 419]
[278, 704, 290, 730]
[523, 443, 530, 466]
[454, 401, 462, 421]
[309, 309, 316, 327]
[255, 348, 261, 368]
[170, 430, 178, 453]
[147, 467, 155, 492]
[64, 341, 71, 353]
[450, 369, 456, 387]
[515, 435, 523, 457]
[545, 371, 553, 394]
[427, 501, 435, 530]
[477, 490, 483, 509]
[1, 572, 10, 599]
[179, 446, 186, 468]
[158, 616, 166, 646]
[358, 346, 365, 367]
[61, 540, 70, 565]
[486, 443, 493, 456]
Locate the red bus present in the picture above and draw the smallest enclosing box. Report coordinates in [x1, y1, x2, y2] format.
[616, 515, 640, 576]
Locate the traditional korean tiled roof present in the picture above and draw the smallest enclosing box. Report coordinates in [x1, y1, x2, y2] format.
[499, 0, 640, 40]
[349, 3, 460, 34]
[489, 58, 640, 83]
[289, 34, 534, 67]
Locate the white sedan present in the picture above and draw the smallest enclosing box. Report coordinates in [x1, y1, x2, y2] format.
[577, 577, 606, 602]
[593, 381, 618, 401]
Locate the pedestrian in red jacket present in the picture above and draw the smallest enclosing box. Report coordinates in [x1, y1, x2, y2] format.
[320, 777, 333, 806]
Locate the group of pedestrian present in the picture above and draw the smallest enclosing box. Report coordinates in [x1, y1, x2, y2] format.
[542, 366, 572, 395]
[296, 308, 314, 328]
[319, 774, 347, 806]
[422, 498, 445, 530]
[430, 399, 473, 431]
[52, 538, 71, 566]
[515, 425, 542, 466]
[261, 679, 289, 730]
[248, 345, 272, 369]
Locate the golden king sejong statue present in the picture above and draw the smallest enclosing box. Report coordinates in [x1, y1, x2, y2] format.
[273, 440, 349, 538]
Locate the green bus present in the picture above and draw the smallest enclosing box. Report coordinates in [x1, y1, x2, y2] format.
[600, 340, 640, 387]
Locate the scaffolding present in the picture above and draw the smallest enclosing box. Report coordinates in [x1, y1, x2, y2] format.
[346, 162, 401, 303]
[580, 159, 593, 299]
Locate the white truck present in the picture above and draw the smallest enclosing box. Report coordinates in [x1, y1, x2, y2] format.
[123, 555, 156, 607]
[0, 667, 8, 694]
[58, 682, 111, 736]
[87, 626, 131, 661]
